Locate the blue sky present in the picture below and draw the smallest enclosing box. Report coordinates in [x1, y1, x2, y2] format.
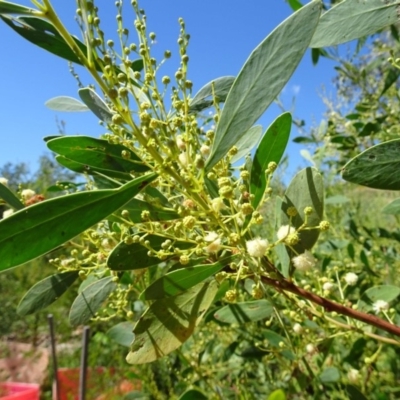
[0, 0, 338, 176]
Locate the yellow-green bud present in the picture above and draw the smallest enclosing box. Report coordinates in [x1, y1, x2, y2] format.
[287, 206, 298, 217]
[304, 206, 313, 215]
[267, 161, 277, 172]
[225, 289, 237, 302]
[218, 177, 230, 187]
[241, 203, 254, 216]
[162, 76, 170, 85]
[179, 255, 189, 265]
[240, 170, 250, 180]
[183, 216, 196, 229]
[164, 50, 171, 58]
[219, 186, 233, 199]
[319, 221, 330, 231]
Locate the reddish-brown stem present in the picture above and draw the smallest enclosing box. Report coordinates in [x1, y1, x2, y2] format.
[261, 276, 400, 338]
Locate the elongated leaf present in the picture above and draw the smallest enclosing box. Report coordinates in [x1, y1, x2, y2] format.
[230, 125, 263, 164]
[17, 271, 79, 316]
[107, 235, 194, 271]
[107, 322, 135, 347]
[54, 155, 130, 180]
[205, 2, 320, 170]
[140, 255, 237, 300]
[69, 277, 117, 325]
[364, 285, 400, 303]
[281, 167, 324, 256]
[382, 198, 400, 214]
[121, 198, 178, 223]
[1, 15, 91, 67]
[250, 112, 292, 210]
[47, 136, 149, 177]
[342, 139, 400, 190]
[45, 96, 89, 112]
[0, 1, 37, 14]
[78, 88, 114, 122]
[0, 173, 156, 271]
[311, 0, 400, 48]
[126, 280, 218, 364]
[189, 76, 235, 113]
[214, 300, 273, 324]
[0, 182, 24, 210]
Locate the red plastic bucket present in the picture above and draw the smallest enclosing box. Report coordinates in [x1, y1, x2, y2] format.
[0, 382, 40, 400]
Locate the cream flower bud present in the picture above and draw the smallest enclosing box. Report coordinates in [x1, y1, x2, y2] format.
[246, 238, 269, 257]
[323, 282, 334, 292]
[306, 344, 315, 354]
[211, 197, 225, 213]
[21, 189, 36, 200]
[277, 225, 295, 241]
[347, 369, 360, 384]
[0, 177, 8, 186]
[176, 135, 186, 150]
[204, 232, 219, 242]
[293, 323, 303, 334]
[344, 272, 358, 286]
[292, 250, 317, 272]
[373, 300, 389, 314]
[205, 238, 221, 254]
[200, 144, 210, 157]
[178, 152, 188, 168]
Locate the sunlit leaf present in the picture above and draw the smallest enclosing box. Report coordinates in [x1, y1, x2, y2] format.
[0, 1, 37, 14]
[78, 87, 114, 122]
[69, 276, 117, 325]
[140, 256, 237, 300]
[47, 136, 149, 179]
[0, 173, 156, 271]
[0, 181, 24, 210]
[45, 96, 89, 112]
[230, 125, 263, 164]
[17, 271, 79, 315]
[250, 112, 292, 210]
[311, 0, 400, 48]
[214, 300, 273, 324]
[205, 2, 320, 170]
[342, 139, 400, 190]
[108, 235, 194, 271]
[281, 167, 324, 263]
[126, 280, 218, 364]
[107, 322, 135, 348]
[189, 76, 235, 113]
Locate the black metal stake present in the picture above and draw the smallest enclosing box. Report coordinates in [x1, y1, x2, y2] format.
[47, 314, 60, 400]
[79, 326, 90, 400]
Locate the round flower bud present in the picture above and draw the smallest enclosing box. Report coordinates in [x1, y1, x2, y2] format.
[344, 272, 358, 286]
[293, 323, 303, 334]
[286, 206, 298, 217]
[21, 189, 35, 201]
[0, 177, 8, 186]
[164, 50, 171, 58]
[219, 185, 233, 199]
[179, 255, 189, 265]
[292, 251, 317, 272]
[319, 221, 330, 231]
[225, 289, 237, 302]
[162, 75, 170, 85]
[304, 206, 313, 215]
[267, 161, 277, 172]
